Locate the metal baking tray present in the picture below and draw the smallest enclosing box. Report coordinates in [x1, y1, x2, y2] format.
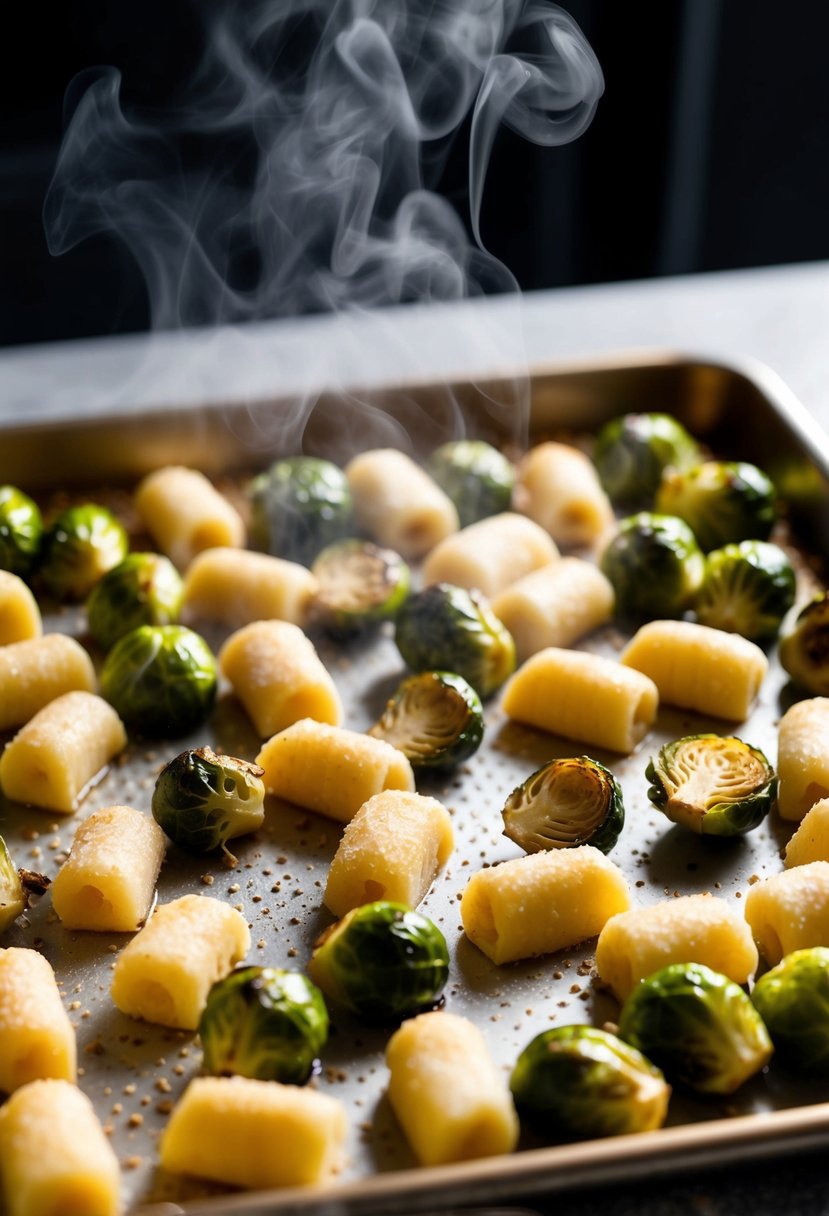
[2, 351, 829, 1216]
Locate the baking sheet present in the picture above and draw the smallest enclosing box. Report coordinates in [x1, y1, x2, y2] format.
[1, 352, 829, 1215]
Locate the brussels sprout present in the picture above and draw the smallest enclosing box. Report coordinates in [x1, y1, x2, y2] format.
[368, 670, 484, 769]
[646, 734, 776, 837]
[655, 460, 777, 552]
[751, 948, 829, 1075]
[779, 591, 829, 695]
[0, 836, 26, 935]
[309, 538, 410, 634]
[39, 503, 129, 600]
[617, 961, 773, 1094]
[199, 965, 328, 1084]
[394, 582, 516, 699]
[152, 746, 265, 854]
[308, 900, 449, 1022]
[0, 485, 42, 578]
[86, 552, 184, 650]
[249, 456, 354, 566]
[599, 512, 704, 621]
[592, 412, 701, 509]
[426, 439, 515, 528]
[100, 624, 218, 736]
[510, 1024, 670, 1139]
[693, 540, 796, 642]
[502, 756, 624, 855]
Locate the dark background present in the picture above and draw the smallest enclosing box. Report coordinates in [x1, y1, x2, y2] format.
[4, 0, 829, 347]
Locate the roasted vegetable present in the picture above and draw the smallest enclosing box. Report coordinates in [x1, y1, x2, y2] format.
[0, 485, 42, 578]
[510, 1024, 670, 1139]
[618, 961, 773, 1094]
[308, 900, 449, 1022]
[599, 512, 704, 621]
[502, 756, 624, 855]
[39, 503, 129, 600]
[368, 670, 484, 770]
[426, 439, 515, 528]
[779, 591, 829, 695]
[693, 540, 796, 642]
[100, 624, 218, 736]
[645, 734, 776, 837]
[0, 836, 26, 935]
[249, 456, 354, 566]
[394, 582, 516, 699]
[86, 552, 184, 650]
[655, 460, 777, 552]
[309, 538, 410, 633]
[592, 412, 701, 509]
[199, 966, 328, 1084]
[751, 947, 829, 1075]
[152, 746, 265, 854]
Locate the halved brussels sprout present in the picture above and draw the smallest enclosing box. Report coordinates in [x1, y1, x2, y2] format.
[152, 746, 265, 854]
[39, 503, 129, 600]
[646, 734, 776, 837]
[510, 1024, 670, 1139]
[693, 540, 796, 642]
[368, 670, 484, 770]
[751, 947, 829, 1075]
[0, 486, 42, 578]
[199, 965, 329, 1084]
[426, 439, 515, 528]
[0, 836, 26, 935]
[249, 456, 354, 566]
[100, 624, 218, 736]
[655, 460, 777, 552]
[394, 582, 516, 699]
[309, 538, 410, 633]
[599, 512, 704, 621]
[86, 552, 184, 650]
[502, 756, 624, 855]
[308, 900, 449, 1022]
[618, 961, 773, 1094]
[592, 412, 701, 510]
[779, 591, 829, 695]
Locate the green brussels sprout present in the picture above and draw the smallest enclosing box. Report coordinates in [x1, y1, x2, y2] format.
[779, 591, 829, 695]
[592, 412, 701, 509]
[502, 756, 625, 855]
[0, 485, 42, 578]
[510, 1025, 670, 1139]
[86, 552, 184, 650]
[394, 582, 516, 699]
[152, 746, 265, 854]
[100, 624, 217, 736]
[617, 961, 773, 1094]
[308, 900, 449, 1022]
[751, 948, 829, 1075]
[249, 456, 354, 566]
[39, 503, 129, 600]
[309, 538, 410, 634]
[0, 836, 26, 935]
[693, 540, 796, 642]
[426, 439, 515, 528]
[646, 734, 776, 837]
[655, 460, 777, 552]
[599, 512, 705, 621]
[199, 965, 329, 1084]
[368, 670, 484, 769]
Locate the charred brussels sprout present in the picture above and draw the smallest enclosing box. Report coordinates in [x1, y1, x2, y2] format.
[0, 836, 26, 935]
[751, 948, 829, 1075]
[394, 582, 515, 699]
[426, 439, 515, 528]
[249, 456, 354, 566]
[592, 412, 701, 510]
[100, 624, 217, 736]
[0, 486, 42, 578]
[599, 512, 704, 621]
[309, 538, 410, 633]
[618, 962, 773, 1094]
[694, 540, 796, 642]
[308, 900, 449, 1022]
[86, 552, 184, 650]
[152, 746, 265, 854]
[646, 734, 776, 837]
[510, 1025, 670, 1139]
[502, 756, 624, 855]
[368, 670, 484, 769]
[40, 503, 129, 600]
[779, 591, 829, 695]
[199, 966, 328, 1084]
[655, 460, 777, 552]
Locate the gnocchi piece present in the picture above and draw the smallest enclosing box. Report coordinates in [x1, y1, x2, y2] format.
[744, 861, 829, 965]
[0, 633, 96, 733]
[0, 691, 127, 814]
[620, 619, 767, 721]
[345, 448, 459, 559]
[135, 465, 246, 569]
[111, 894, 250, 1030]
[0, 948, 76, 1092]
[491, 557, 615, 661]
[386, 1010, 519, 1165]
[51, 804, 167, 932]
[0, 570, 41, 645]
[219, 619, 342, 737]
[595, 893, 759, 1002]
[460, 845, 630, 965]
[501, 646, 659, 754]
[183, 547, 318, 630]
[777, 698, 829, 821]
[323, 790, 454, 918]
[513, 440, 615, 548]
[784, 797, 829, 867]
[421, 512, 559, 599]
